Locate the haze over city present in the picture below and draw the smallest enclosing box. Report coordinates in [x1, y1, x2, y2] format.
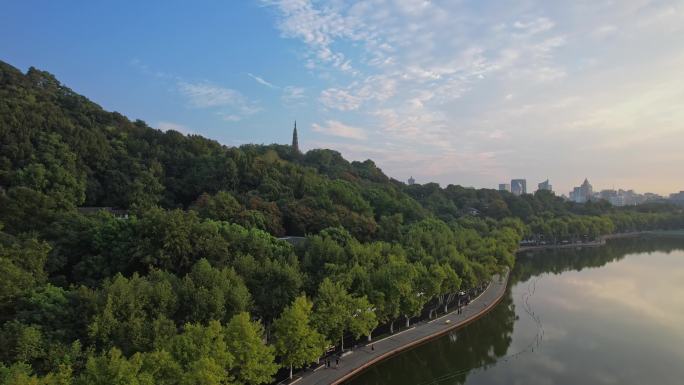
[2, 0, 682, 195]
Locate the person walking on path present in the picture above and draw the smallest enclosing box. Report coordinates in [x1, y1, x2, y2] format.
[371, 344, 374, 352]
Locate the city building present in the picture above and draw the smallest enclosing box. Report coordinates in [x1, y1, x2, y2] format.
[498, 183, 511, 192]
[643, 193, 664, 202]
[408, 176, 416, 185]
[511, 179, 527, 196]
[670, 191, 684, 204]
[609, 194, 625, 206]
[599, 188, 665, 206]
[569, 178, 593, 203]
[620, 189, 640, 205]
[537, 179, 553, 192]
[599, 189, 618, 201]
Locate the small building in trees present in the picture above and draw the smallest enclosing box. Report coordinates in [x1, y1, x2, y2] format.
[77, 207, 129, 219]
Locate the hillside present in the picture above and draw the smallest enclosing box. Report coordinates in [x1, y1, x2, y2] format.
[0, 60, 524, 384]
[1, 60, 683, 384]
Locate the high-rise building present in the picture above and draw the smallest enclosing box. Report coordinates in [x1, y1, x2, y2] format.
[291, 121, 299, 153]
[511, 179, 527, 196]
[499, 183, 511, 192]
[569, 178, 593, 203]
[581, 178, 593, 199]
[537, 179, 552, 192]
[408, 176, 415, 185]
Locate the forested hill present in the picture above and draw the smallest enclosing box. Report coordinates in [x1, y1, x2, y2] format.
[2, 60, 679, 240]
[1, 59, 423, 240]
[1, 60, 682, 384]
[0, 59, 521, 385]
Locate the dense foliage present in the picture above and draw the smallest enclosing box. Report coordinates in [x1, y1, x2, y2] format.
[1, 60, 683, 384]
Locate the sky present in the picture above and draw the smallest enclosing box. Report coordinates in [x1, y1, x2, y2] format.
[2, 0, 683, 195]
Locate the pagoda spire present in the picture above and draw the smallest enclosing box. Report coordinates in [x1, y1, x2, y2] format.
[292, 121, 299, 153]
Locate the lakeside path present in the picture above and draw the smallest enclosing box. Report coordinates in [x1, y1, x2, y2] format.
[293, 270, 510, 385]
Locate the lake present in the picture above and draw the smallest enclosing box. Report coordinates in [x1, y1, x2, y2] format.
[345, 235, 684, 385]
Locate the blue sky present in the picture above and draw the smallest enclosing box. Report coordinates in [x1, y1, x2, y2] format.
[2, 0, 683, 195]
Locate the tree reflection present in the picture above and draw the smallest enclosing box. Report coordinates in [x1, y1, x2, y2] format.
[512, 235, 684, 284]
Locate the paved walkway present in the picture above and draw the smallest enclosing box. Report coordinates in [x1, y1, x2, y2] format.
[293, 270, 510, 385]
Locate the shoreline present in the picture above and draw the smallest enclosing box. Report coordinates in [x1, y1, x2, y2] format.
[292, 230, 679, 384]
[516, 231, 647, 253]
[293, 270, 510, 385]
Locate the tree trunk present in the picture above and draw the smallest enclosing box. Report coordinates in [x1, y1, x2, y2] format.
[368, 332, 372, 342]
[390, 321, 394, 334]
[289, 364, 293, 379]
[405, 315, 410, 327]
[444, 303, 448, 313]
[341, 336, 344, 351]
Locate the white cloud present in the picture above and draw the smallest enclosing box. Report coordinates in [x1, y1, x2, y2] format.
[513, 17, 555, 36]
[593, 24, 618, 38]
[178, 81, 260, 120]
[247, 73, 278, 88]
[265, 0, 684, 194]
[320, 75, 397, 111]
[262, 0, 365, 71]
[312, 120, 367, 140]
[282, 86, 306, 104]
[219, 113, 243, 122]
[320, 88, 361, 111]
[179, 81, 246, 108]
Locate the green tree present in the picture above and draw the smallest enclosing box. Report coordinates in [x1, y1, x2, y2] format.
[158, 321, 235, 385]
[224, 313, 277, 385]
[348, 296, 378, 342]
[178, 259, 251, 324]
[312, 279, 350, 350]
[273, 296, 326, 379]
[77, 348, 150, 385]
[0, 362, 40, 385]
[0, 231, 50, 313]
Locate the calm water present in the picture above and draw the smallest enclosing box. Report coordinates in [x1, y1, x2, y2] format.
[346, 235, 684, 385]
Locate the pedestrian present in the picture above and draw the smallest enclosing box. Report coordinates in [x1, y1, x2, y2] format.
[371, 344, 375, 351]
[336, 357, 340, 367]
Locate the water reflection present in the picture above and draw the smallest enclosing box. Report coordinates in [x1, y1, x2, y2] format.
[347, 235, 684, 385]
[513, 234, 684, 283]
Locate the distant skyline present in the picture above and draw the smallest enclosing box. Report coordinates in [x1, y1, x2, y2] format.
[2, 1, 683, 195]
